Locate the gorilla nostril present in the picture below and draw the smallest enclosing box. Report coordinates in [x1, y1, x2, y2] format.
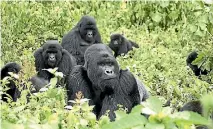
[105, 70, 114, 75]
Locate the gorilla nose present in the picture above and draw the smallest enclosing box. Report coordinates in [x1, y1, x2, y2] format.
[88, 33, 93, 38]
[49, 56, 55, 61]
[114, 41, 118, 45]
[105, 69, 114, 76]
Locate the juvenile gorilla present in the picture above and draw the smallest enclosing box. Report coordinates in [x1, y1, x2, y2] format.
[186, 51, 208, 76]
[66, 44, 148, 121]
[179, 100, 213, 129]
[34, 40, 76, 91]
[109, 34, 139, 57]
[0, 62, 21, 102]
[62, 15, 102, 65]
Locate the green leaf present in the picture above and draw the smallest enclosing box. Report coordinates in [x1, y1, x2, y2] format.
[168, 11, 179, 20]
[101, 113, 147, 129]
[159, 1, 169, 8]
[188, 24, 197, 33]
[172, 111, 209, 125]
[142, 96, 163, 115]
[145, 123, 165, 129]
[151, 12, 162, 23]
[198, 14, 208, 23]
[50, 77, 57, 88]
[198, 23, 207, 31]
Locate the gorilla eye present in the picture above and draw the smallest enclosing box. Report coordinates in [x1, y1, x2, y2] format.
[98, 62, 105, 66]
[108, 62, 113, 66]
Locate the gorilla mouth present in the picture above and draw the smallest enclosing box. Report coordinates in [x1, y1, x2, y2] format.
[48, 61, 56, 67]
[101, 75, 117, 80]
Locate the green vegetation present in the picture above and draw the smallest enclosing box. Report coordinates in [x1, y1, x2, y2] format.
[1, 1, 213, 129]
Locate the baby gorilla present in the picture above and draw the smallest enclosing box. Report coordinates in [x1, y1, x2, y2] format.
[186, 51, 209, 76]
[62, 15, 102, 65]
[109, 33, 139, 57]
[0, 62, 21, 102]
[33, 40, 76, 91]
[66, 44, 148, 121]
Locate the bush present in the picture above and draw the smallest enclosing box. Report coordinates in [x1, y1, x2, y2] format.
[1, 1, 213, 129]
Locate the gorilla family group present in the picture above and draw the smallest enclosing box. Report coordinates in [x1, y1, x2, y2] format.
[1, 15, 211, 123]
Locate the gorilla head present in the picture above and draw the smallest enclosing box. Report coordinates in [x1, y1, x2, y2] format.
[41, 40, 63, 68]
[110, 33, 124, 47]
[78, 15, 98, 43]
[1, 62, 21, 78]
[84, 44, 120, 93]
[186, 51, 208, 76]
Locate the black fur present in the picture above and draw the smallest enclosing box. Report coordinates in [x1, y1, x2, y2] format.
[66, 44, 148, 121]
[109, 34, 139, 57]
[0, 62, 21, 102]
[186, 51, 208, 76]
[62, 15, 102, 65]
[179, 100, 213, 129]
[34, 40, 76, 91]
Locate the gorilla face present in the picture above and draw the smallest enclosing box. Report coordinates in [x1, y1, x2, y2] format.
[84, 44, 120, 92]
[79, 16, 98, 43]
[7, 64, 21, 74]
[110, 34, 123, 47]
[42, 40, 63, 68]
[1, 62, 21, 77]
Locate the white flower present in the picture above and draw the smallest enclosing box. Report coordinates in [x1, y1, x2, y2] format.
[203, 0, 213, 4]
[39, 87, 48, 92]
[64, 105, 73, 110]
[141, 107, 156, 115]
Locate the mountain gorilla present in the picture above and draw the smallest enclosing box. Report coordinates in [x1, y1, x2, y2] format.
[1, 62, 22, 102]
[179, 100, 213, 129]
[186, 51, 208, 76]
[66, 44, 148, 121]
[109, 33, 139, 58]
[33, 40, 76, 91]
[61, 15, 102, 65]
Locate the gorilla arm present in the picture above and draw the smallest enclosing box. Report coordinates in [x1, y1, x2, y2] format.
[66, 65, 94, 105]
[61, 30, 82, 55]
[34, 48, 50, 80]
[135, 78, 149, 102]
[58, 49, 76, 77]
[129, 40, 139, 48]
[119, 70, 141, 106]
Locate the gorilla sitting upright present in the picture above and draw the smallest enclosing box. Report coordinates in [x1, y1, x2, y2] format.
[66, 44, 148, 121]
[109, 33, 139, 58]
[33, 40, 76, 91]
[62, 15, 102, 65]
[0, 62, 22, 102]
[186, 51, 208, 76]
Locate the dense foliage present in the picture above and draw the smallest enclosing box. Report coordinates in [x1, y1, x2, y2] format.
[1, 1, 213, 129]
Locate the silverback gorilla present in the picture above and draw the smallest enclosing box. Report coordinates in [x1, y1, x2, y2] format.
[62, 15, 102, 65]
[109, 33, 139, 57]
[33, 40, 76, 91]
[1, 62, 21, 102]
[186, 51, 208, 76]
[66, 44, 148, 121]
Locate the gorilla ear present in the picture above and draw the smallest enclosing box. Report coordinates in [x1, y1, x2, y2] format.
[82, 66, 87, 71]
[83, 60, 88, 71]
